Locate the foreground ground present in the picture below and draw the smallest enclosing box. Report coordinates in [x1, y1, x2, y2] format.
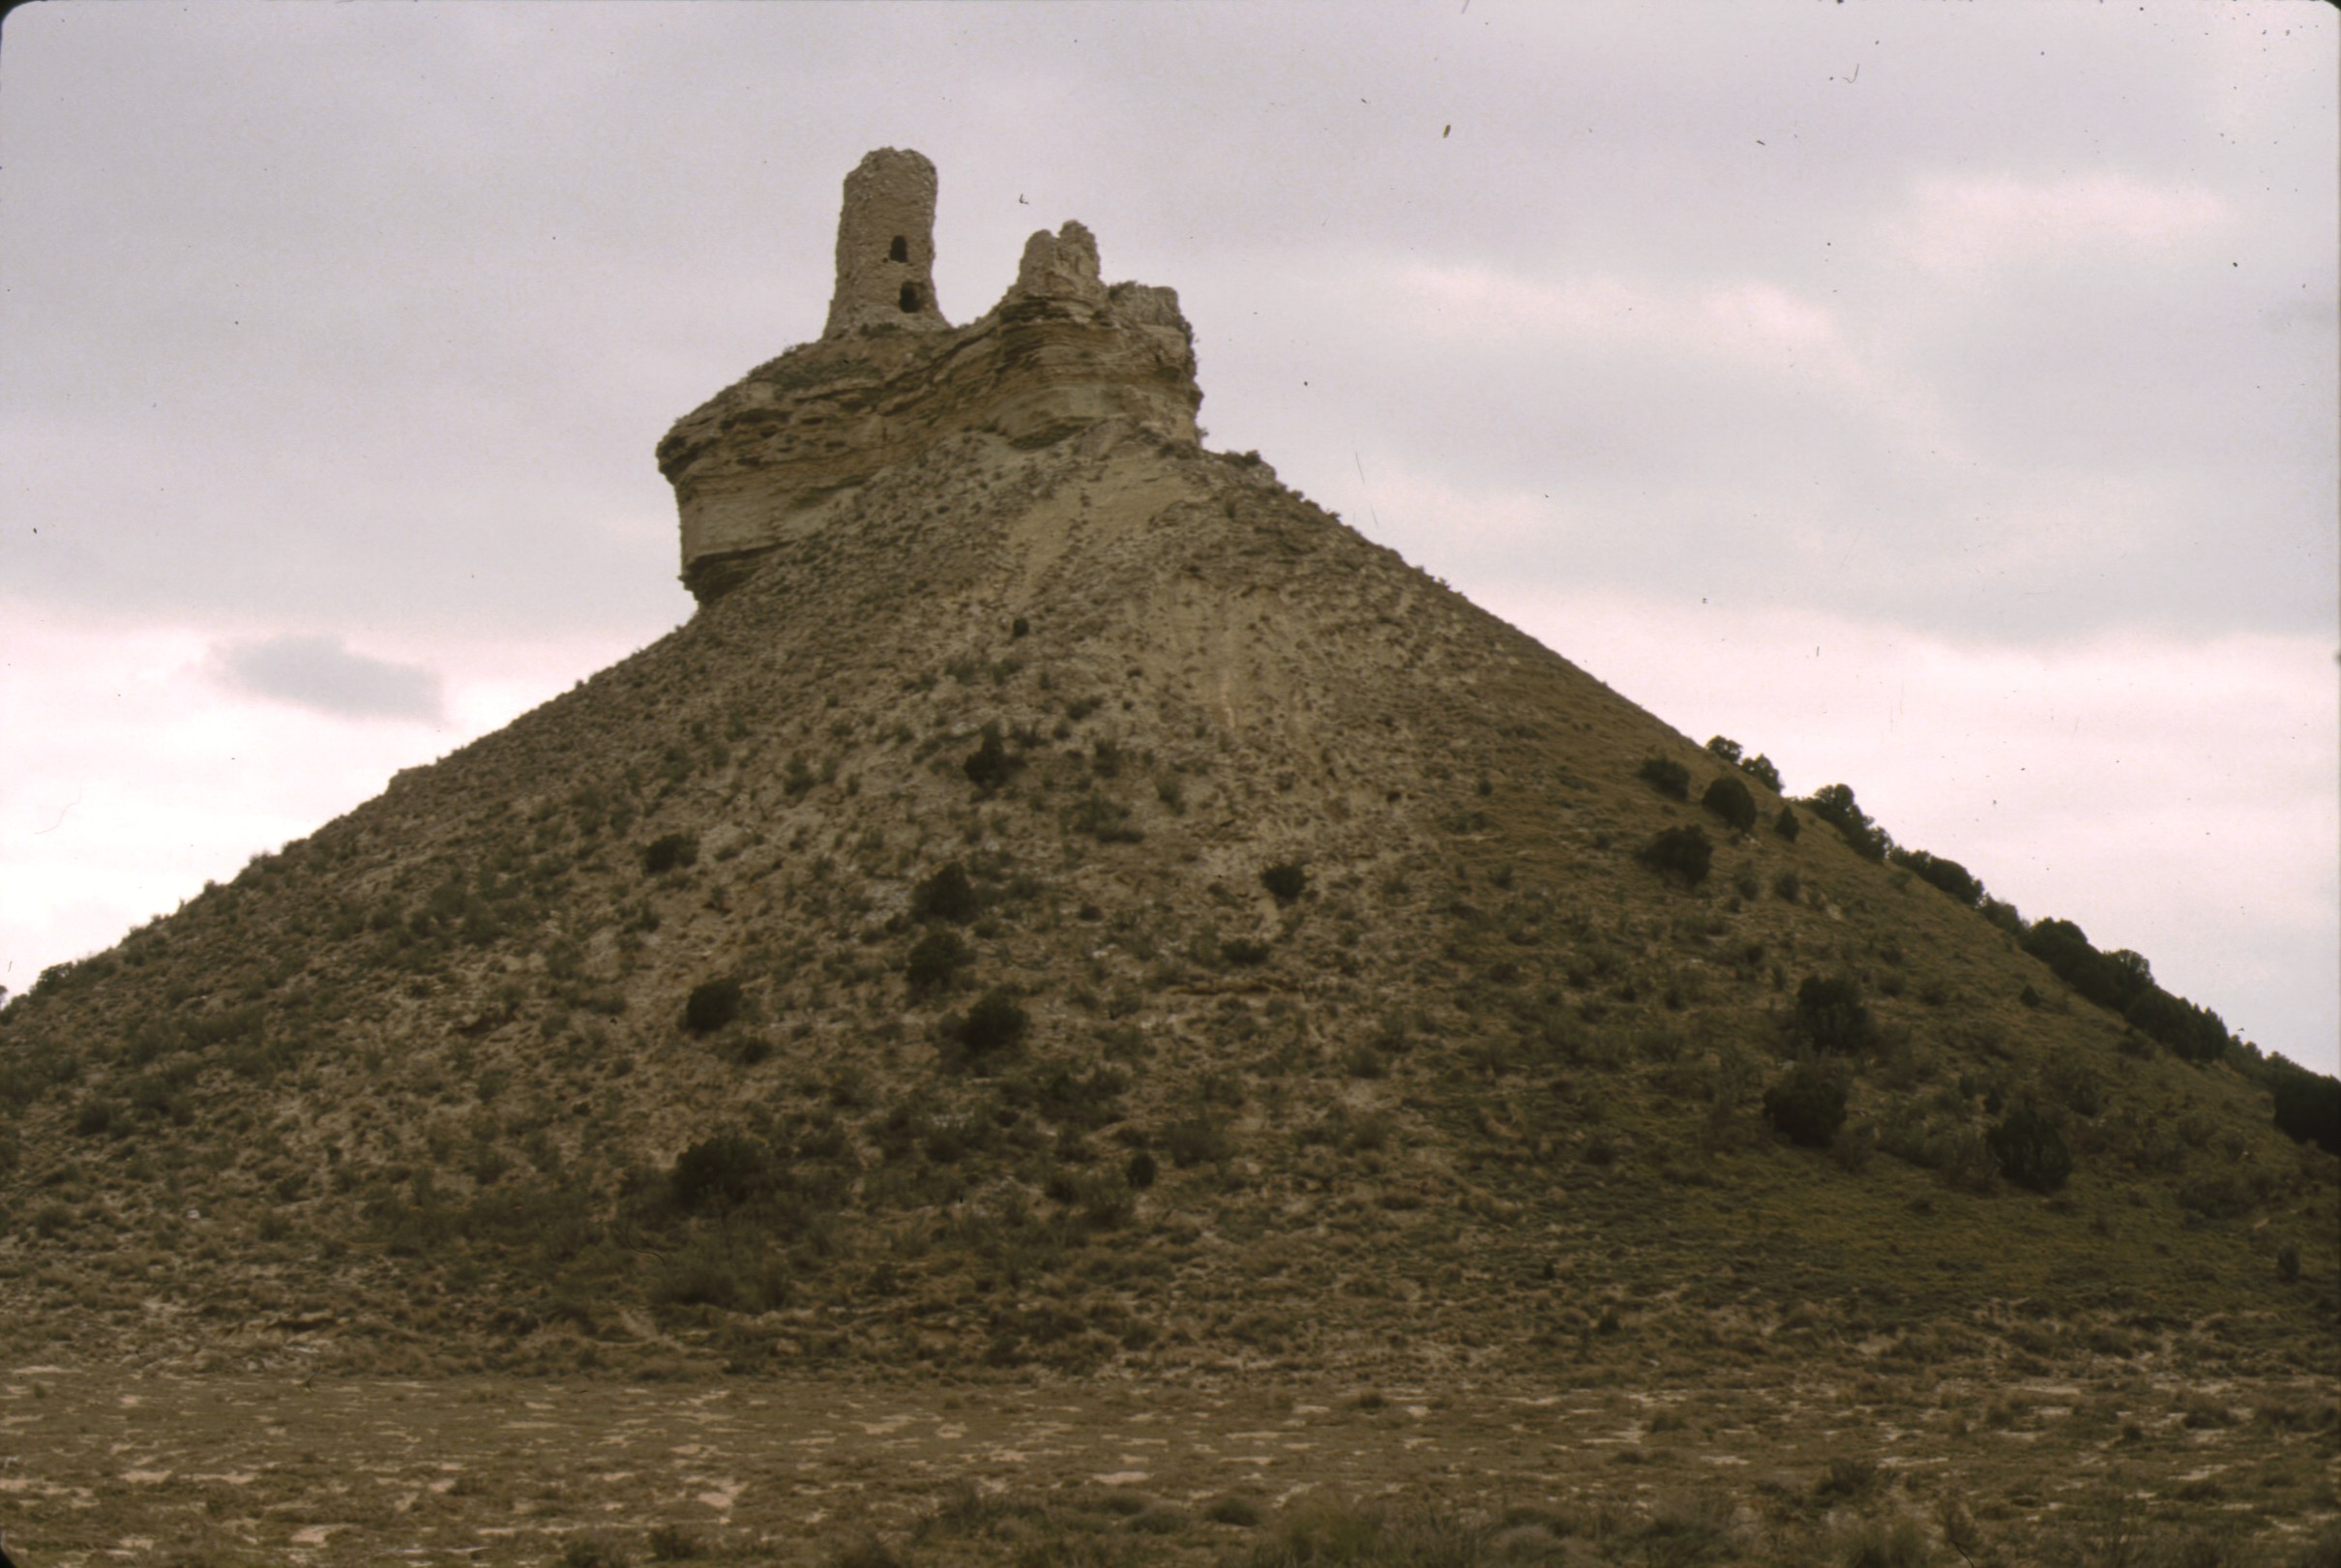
[3, 1362, 2334, 1567]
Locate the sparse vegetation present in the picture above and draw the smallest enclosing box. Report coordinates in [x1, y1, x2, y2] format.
[0, 288, 2326, 1568]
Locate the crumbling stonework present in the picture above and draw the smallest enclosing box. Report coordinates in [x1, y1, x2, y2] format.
[660, 151, 1202, 602]
[821, 148, 949, 339]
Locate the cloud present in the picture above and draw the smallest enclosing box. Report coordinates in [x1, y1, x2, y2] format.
[1890, 172, 2231, 276]
[213, 634, 445, 722]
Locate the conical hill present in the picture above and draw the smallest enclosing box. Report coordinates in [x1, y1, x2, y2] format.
[1, 156, 2331, 1390]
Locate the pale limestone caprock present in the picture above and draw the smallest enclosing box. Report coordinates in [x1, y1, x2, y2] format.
[660, 150, 1203, 603]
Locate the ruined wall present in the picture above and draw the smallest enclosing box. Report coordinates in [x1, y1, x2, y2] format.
[661, 153, 1202, 602]
[821, 148, 949, 339]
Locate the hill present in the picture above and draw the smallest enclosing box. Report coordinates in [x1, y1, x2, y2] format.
[1, 150, 2333, 1567]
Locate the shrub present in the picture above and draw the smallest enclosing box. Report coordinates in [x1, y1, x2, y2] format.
[1637, 755, 1691, 800]
[653, 1227, 789, 1316]
[1773, 806, 1800, 842]
[1065, 795, 1143, 843]
[909, 862, 980, 924]
[669, 1132, 772, 1212]
[640, 833, 699, 875]
[1704, 736, 1743, 765]
[1794, 974, 1878, 1055]
[1220, 937, 1272, 966]
[1204, 1495, 1263, 1528]
[646, 1524, 705, 1560]
[1888, 847, 1983, 906]
[954, 991, 1028, 1057]
[2277, 1243, 2301, 1283]
[1988, 1101, 2072, 1194]
[1700, 776, 1757, 834]
[1125, 1149, 1158, 1190]
[2267, 1056, 2341, 1155]
[1803, 784, 1888, 859]
[1164, 1115, 1230, 1168]
[962, 728, 1016, 791]
[1772, 869, 1801, 902]
[904, 930, 972, 1000]
[1763, 1061, 1848, 1148]
[683, 978, 744, 1035]
[1637, 826, 1713, 888]
[1260, 861, 1309, 905]
[1742, 753, 1783, 792]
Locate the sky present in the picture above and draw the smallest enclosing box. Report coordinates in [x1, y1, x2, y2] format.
[2, 2, 2334, 1074]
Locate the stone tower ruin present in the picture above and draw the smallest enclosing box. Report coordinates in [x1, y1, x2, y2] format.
[662, 149, 1202, 602]
[822, 148, 949, 338]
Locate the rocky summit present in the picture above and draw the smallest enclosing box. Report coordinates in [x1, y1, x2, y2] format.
[2, 152, 2334, 1567]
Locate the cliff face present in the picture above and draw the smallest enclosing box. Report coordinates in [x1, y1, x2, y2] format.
[658, 150, 1202, 603]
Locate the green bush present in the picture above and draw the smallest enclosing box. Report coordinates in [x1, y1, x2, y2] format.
[904, 930, 972, 1000]
[1988, 1101, 2072, 1194]
[1803, 784, 1888, 860]
[640, 833, 699, 875]
[1763, 1061, 1849, 1148]
[1636, 825, 1713, 887]
[1742, 753, 1783, 792]
[954, 991, 1029, 1056]
[1260, 861, 1309, 905]
[1888, 846, 1982, 906]
[1125, 1149, 1158, 1190]
[1704, 736, 1743, 765]
[2267, 1056, 2341, 1155]
[1794, 974, 1878, 1055]
[1637, 755, 1691, 800]
[1220, 937, 1272, 966]
[962, 727, 1017, 791]
[683, 978, 744, 1035]
[910, 862, 980, 924]
[1700, 776, 1757, 835]
[1773, 806, 1800, 842]
[669, 1132, 773, 1212]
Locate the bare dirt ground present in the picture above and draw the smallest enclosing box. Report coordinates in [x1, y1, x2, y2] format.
[3, 1361, 2333, 1565]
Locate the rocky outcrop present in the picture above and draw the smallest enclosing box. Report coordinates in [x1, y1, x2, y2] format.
[659, 150, 1203, 602]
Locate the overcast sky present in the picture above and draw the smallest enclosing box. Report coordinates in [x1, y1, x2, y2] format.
[4, 2, 2334, 1074]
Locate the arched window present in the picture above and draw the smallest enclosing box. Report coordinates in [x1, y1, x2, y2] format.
[899, 282, 921, 312]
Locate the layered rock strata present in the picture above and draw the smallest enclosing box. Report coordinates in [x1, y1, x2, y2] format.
[659, 148, 1202, 602]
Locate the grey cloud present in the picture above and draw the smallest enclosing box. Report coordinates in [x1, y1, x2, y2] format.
[2, 3, 2330, 652]
[215, 635, 445, 723]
